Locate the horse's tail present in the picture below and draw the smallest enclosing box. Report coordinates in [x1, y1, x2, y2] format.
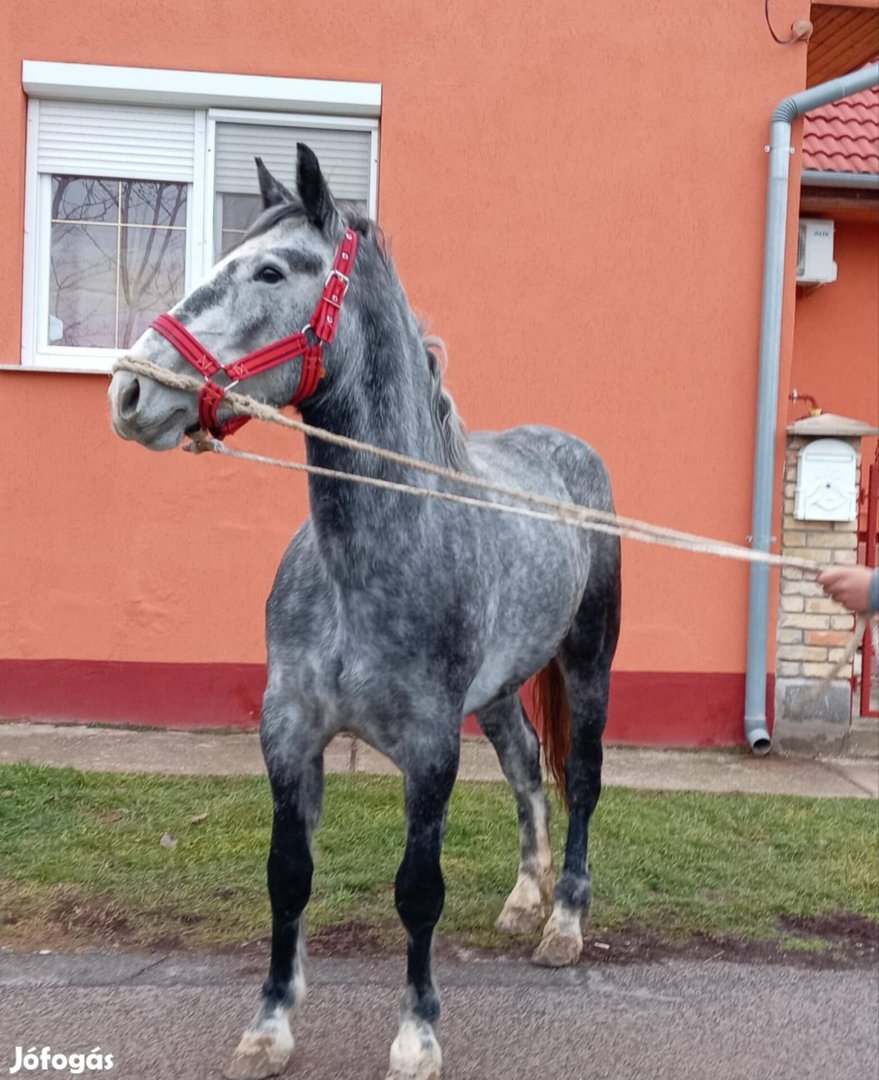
[531, 658, 571, 808]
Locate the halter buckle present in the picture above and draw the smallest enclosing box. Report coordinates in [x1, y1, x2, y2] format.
[326, 267, 350, 287]
[323, 269, 350, 309]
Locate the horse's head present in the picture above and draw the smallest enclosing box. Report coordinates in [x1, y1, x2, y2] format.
[109, 145, 353, 450]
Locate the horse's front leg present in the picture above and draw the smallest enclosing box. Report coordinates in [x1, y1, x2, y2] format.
[387, 736, 459, 1080]
[226, 712, 324, 1080]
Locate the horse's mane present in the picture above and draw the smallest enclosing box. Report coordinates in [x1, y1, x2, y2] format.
[347, 211, 469, 472]
[422, 335, 468, 471]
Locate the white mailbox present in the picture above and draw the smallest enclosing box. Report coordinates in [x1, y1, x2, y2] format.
[795, 438, 858, 522]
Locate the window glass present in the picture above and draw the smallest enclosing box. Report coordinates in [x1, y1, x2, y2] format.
[48, 177, 187, 349]
[122, 181, 187, 228]
[51, 177, 118, 223]
[49, 221, 117, 347]
[118, 225, 187, 345]
[219, 193, 262, 257]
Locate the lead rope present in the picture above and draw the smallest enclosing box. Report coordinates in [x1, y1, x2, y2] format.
[112, 357, 819, 569]
[112, 354, 877, 687]
[185, 434, 819, 569]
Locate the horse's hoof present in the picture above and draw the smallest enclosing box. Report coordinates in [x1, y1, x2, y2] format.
[494, 904, 545, 936]
[386, 1020, 442, 1080]
[532, 928, 583, 967]
[224, 1030, 293, 1080]
[385, 1068, 441, 1080]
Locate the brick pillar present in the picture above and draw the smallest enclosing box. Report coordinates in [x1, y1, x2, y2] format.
[774, 434, 860, 754]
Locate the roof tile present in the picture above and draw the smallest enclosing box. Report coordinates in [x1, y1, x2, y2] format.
[802, 83, 879, 174]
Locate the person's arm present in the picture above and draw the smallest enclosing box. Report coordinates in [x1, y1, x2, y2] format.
[817, 566, 879, 615]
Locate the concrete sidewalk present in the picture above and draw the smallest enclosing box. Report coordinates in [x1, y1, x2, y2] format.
[1, 722, 876, 798]
[2, 950, 876, 1080]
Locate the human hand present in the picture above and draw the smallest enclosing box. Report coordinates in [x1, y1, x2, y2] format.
[817, 566, 876, 615]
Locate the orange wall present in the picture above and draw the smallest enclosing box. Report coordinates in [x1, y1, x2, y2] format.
[1, 2, 811, 674]
[789, 221, 879, 443]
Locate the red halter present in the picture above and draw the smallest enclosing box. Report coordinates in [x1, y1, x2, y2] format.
[149, 228, 359, 439]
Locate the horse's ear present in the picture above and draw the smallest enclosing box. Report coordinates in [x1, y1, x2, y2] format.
[296, 143, 337, 230]
[255, 157, 295, 209]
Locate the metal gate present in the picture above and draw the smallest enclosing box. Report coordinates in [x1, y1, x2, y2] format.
[857, 444, 878, 719]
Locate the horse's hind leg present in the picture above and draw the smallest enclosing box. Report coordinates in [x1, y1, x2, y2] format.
[534, 560, 620, 968]
[387, 730, 459, 1080]
[225, 702, 324, 1080]
[478, 694, 553, 935]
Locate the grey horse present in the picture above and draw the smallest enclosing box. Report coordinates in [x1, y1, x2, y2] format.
[108, 145, 621, 1080]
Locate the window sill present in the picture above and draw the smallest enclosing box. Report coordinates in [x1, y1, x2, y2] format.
[0, 363, 112, 375]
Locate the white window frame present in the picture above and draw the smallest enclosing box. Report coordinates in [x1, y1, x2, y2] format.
[16, 62, 381, 374]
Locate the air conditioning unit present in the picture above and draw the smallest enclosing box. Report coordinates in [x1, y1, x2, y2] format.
[797, 219, 837, 285]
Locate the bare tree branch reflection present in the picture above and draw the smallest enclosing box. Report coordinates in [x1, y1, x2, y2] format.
[49, 176, 186, 349]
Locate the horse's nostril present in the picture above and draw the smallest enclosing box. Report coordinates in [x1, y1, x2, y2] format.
[118, 376, 141, 419]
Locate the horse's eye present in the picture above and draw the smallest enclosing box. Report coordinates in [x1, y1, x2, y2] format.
[256, 266, 284, 284]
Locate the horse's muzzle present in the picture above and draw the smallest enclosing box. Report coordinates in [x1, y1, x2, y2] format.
[108, 368, 189, 451]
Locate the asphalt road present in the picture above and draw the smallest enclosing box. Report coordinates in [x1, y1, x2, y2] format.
[0, 949, 876, 1080]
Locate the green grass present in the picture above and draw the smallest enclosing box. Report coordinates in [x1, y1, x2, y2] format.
[778, 935, 833, 954]
[0, 764, 876, 952]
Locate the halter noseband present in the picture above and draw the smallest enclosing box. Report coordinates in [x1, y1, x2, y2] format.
[148, 228, 359, 440]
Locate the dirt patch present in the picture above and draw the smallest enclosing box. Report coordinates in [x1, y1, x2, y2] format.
[572, 915, 879, 970]
[216, 916, 879, 971]
[1, 888, 209, 953]
[444, 916, 879, 971]
[309, 920, 394, 957]
[778, 912, 878, 963]
[48, 891, 132, 939]
[4, 891, 876, 970]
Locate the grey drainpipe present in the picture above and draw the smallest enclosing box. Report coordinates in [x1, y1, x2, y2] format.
[745, 62, 879, 755]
